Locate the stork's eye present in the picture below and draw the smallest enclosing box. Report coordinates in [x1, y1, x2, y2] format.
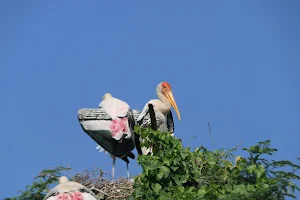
[163, 85, 167, 88]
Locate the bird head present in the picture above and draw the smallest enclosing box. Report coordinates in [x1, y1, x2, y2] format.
[157, 82, 181, 120]
[59, 176, 69, 184]
[103, 93, 113, 100]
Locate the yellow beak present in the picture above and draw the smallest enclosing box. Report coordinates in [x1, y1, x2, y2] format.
[165, 91, 181, 120]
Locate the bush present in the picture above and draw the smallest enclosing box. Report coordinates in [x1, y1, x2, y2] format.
[130, 127, 300, 200]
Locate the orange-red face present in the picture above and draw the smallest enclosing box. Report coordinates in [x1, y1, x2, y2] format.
[161, 82, 172, 95]
[160, 82, 181, 120]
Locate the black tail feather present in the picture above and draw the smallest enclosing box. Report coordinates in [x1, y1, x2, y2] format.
[127, 152, 135, 159]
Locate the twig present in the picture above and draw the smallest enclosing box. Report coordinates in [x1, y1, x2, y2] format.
[208, 122, 215, 150]
[219, 142, 243, 159]
[228, 142, 243, 153]
[91, 187, 109, 196]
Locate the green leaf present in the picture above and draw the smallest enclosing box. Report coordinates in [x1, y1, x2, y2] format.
[163, 157, 171, 166]
[174, 174, 182, 185]
[171, 166, 179, 171]
[247, 164, 256, 174]
[233, 184, 246, 194]
[152, 183, 162, 195]
[255, 164, 265, 178]
[197, 188, 206, 198]
[176, 185, 184, 193]
[208, 160, 216, 165]
[262, 183, 269, 189]
[180, 152, 187, 159]
[247, 185, 255, 192]
[156, 171, 164, 180]
[160, 166, 170, 178]
[224, 184, 232, 191]
[180, 174, 189, 183]
[173, 157, 181, 165]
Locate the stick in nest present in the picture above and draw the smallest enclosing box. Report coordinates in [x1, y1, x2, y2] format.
[71, 167, 134, 199]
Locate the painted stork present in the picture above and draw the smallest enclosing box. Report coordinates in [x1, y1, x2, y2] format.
[83, 93, 136, 180]
[43, 176, 97, 200]
[136, 82, 181, 155]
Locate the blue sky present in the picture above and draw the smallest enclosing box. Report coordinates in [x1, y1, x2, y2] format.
[1, 1, 299, 198]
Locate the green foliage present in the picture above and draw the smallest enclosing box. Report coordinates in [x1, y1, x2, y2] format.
[5, 166, 71, 200]
[5, 128, 300, 200]
[130, 127, 300, 200]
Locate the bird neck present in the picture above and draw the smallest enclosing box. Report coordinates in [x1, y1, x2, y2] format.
[156, 90, 171, 114]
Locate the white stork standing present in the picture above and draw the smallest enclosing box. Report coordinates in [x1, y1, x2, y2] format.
[136, 82, 181, 155]
[44, 176, 97, 200]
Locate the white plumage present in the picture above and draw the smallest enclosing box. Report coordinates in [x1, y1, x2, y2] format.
[137, 100, 172, 132]
[99, 93, 129, 120]
[99, 93, 131, 140]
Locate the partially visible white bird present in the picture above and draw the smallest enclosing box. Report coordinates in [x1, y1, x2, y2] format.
[43, 176, 97, 200]
[136, 82, 181, 155]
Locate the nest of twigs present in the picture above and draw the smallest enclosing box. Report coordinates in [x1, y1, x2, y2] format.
[72, 168, 134, 200]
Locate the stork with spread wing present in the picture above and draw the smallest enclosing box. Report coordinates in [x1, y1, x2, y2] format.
[82, 93, 137, 179]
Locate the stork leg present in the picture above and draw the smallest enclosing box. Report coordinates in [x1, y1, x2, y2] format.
[112, 156, 116, 180]
[126, 162, 130, 179]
